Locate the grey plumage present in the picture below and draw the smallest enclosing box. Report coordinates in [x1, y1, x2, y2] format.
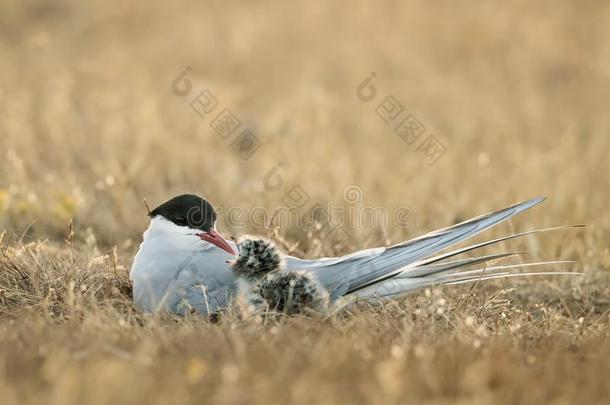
[283, 198, 582, 300]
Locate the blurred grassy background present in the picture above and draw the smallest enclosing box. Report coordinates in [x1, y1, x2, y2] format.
[1, 0, 609, 246]
[0, 1, 609, 404]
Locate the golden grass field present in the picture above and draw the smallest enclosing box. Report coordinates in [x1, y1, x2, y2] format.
[1, 0, 609, 403]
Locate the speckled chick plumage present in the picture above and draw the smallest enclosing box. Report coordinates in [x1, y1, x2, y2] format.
[232, 237, 282, 280]
[231, 237, 329, 315]
[256, 271, 329, 315]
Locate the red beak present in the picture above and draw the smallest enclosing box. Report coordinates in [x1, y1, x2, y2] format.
[197, 228, 237, 255]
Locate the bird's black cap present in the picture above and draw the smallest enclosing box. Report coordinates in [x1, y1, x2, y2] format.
[149, 194, 217, 231]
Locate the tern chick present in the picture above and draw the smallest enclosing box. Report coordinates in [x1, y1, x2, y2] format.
[230, 237, 329, 315]
[255, 271, 329, 315]
[230, 237, 282, 280]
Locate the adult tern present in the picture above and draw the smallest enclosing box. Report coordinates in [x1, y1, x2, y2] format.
[130, 194, 580, 315]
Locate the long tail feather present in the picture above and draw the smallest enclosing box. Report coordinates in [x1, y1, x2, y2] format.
[443, 271, 581, 286]
[403, 252, 525, 278]
[350, 225, 583, 294]
[407, 224, 584, 270]
[356, 261, 580, 298]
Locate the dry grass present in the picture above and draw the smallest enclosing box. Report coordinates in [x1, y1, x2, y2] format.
[1, 0, 609, 403]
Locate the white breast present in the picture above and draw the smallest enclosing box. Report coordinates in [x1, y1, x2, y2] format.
[130, 217, 237, 314]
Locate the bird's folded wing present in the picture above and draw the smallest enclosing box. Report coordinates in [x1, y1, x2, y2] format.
[284, 197, 546, 297]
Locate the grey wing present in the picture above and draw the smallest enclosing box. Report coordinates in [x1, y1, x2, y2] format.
[170, 251, 237, 315]
[284, 197, 546, 298]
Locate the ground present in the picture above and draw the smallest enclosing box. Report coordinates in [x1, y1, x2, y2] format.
[0, 1, 609, 404]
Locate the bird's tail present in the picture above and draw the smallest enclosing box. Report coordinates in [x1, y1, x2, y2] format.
[354, 259, 581, 299]
[351, 225, 584, 299]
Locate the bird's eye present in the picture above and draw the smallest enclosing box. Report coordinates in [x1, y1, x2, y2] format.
[174, 217, 187, 226]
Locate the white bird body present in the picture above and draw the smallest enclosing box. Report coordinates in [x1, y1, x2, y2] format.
[130, 196, 581, 315]
[131, 216, 237, 314]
